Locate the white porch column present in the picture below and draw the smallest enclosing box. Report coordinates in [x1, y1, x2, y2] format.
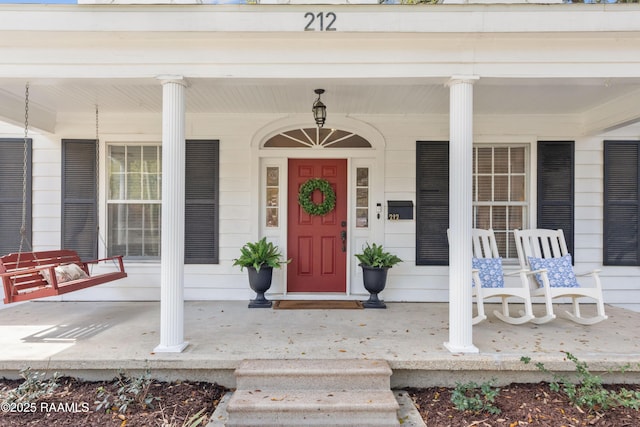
[444, 76, 479, 354]
[154, 76, 188, 353]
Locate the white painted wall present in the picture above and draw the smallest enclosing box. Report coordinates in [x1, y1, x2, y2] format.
[3, 112, 640, 311]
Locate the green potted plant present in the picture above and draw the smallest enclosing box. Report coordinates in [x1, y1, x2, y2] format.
[233, 237, 290, 308]
[355, 242, 402, 309]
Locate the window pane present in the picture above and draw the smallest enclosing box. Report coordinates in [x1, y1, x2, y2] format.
[477, 176, 492, 201]
[143, 146, 159, 174]
[109, 146, 126, 200]
[476, 148, 492, 174]
[475, 206, 491, 229]
[266, 208, 279, 227]
[356, 208, 368, 228]
[144, 174, 160, 200]
[128, 204, 143, 229]
[508, 206, 523, 231]
[511, 176, 525, 201]
[494, 147, 509, 173]
[506, 233, 518, 259]
[109, 173, 125, 200]
[267, 188, 279, 207]
[109, 146, 125, 173]
[356, 188, 368, 207]
[128, 173, 142, 200]
[492, 206, 507, 230]
[127, 147, 141, 174]
[145, 233, 160, 257]
[494, 175, 508, 201]
[266, 167, 279, 186]
[511, 147, 525, 173]
[494, 231, 507, 256]
[145, 205, 161, 257]
[357, 168, 369, 186]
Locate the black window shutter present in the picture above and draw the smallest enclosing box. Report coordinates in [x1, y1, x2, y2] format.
[537, 141, 575, 256]
[604, 141, 640, 266]
[416, 141, 449, 265]
[185, 140, 219, 264]
[0, 138, 32, 255]
[62, 139, 97, 261]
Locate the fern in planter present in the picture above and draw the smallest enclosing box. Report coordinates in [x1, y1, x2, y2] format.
[233, 237, 290, 308]
[233, 237, 290, 273]
[355, 243, 402, 268]
[355, 243, 402, 309]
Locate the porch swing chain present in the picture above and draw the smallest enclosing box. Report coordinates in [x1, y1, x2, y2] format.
[18, 83, 32, 257]
[95, 105, 103, 248]
[94, 105, 113, 269]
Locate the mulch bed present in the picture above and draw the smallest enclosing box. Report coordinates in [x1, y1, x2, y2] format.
[407, 383, 640, 427]
[0, 377, 227, 426]
[2, 377, 639, 426]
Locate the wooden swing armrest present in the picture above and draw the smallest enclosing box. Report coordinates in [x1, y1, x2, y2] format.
[0, 265, 60, 290]
[0, 264, 56, 278]
[84, 255, 124, 264]
[82, 255, 125, 272]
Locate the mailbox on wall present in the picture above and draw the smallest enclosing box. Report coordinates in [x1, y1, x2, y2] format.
[387, 200, 414, 220]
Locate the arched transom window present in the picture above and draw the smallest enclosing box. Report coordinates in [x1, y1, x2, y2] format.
[264, 128, 371, 148]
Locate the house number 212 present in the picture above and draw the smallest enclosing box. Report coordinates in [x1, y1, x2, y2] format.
[304, 12, 337, 31]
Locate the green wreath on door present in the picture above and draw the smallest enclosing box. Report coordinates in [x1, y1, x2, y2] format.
[298, 178, 336, 216]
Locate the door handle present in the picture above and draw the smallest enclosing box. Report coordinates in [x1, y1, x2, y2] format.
[340, 230, 347, 252]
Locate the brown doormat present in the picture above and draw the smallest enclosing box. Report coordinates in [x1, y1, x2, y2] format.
[273, 300, 364, 310]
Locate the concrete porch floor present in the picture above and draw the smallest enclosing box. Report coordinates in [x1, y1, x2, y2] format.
[1, 301, 640, 388]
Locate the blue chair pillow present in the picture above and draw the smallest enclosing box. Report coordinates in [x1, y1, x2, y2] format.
[527, 253, 579, 288]
[472, 257, 505, 288]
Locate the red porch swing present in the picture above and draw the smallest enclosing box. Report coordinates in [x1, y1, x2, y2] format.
[1, 85, 127, 304]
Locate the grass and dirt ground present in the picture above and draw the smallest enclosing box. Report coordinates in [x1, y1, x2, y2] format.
[2, 356, 640, 427]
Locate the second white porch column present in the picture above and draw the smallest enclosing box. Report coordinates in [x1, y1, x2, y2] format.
[444, 76, 479, 354]
[154, 76, 188, 353]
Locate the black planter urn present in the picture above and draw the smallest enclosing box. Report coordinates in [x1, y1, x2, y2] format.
[247, 266, 273, 308]
[361, 265, 389, 309]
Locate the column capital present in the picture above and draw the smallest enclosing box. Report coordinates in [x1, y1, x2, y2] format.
[156, 75, 188, 87]
[446, 75, 480, 87]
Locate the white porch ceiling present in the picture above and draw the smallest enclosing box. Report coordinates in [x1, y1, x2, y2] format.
[2, 77, 640, 132]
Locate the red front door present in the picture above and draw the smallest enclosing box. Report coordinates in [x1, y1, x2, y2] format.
[288, 159, 347, 293]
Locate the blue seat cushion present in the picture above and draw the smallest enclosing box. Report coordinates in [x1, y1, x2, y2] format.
[527, 253, 579, 288]
[472, 257, 505, 288]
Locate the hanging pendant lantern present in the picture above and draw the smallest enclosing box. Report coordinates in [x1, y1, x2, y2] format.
[312, 89, 326, 128]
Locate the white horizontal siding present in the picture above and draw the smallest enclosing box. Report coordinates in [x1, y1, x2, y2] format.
[3, 112, 639, 312]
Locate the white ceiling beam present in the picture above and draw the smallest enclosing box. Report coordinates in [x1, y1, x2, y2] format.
[580, 88, 640, 136]
[0, 91, 56, 134]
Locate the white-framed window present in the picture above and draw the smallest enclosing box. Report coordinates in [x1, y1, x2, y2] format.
[355, 167, 369, 228]
[473, 145, 529, 259]
[107, 144, 162, 259]
[265, 166, 280, 227]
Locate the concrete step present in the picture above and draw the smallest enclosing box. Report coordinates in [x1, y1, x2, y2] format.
[234, 359, 392, 391]
[226, 359, 400, 426]
[226, 390, 400, 426]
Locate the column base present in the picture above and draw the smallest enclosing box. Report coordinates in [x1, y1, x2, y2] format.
[154, 341, 189, 353]
[443, 341, 479, 354]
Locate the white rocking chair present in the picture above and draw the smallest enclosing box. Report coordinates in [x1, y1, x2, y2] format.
[470, 228, 535, 325]
[514, 228, 608, 325]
